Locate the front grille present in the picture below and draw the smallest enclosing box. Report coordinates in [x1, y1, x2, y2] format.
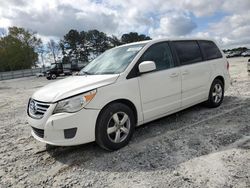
[31, 127, 44, 138]
[28, 99, 50, 119]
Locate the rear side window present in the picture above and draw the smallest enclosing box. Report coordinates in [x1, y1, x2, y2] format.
[199, 40, 222, 60]
[140, 42, 175, 71]
[173, 41, 203, 65]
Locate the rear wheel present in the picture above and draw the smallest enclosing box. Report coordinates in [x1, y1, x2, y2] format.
[95, 103, 135, 151]
[206, 79, 224, 108]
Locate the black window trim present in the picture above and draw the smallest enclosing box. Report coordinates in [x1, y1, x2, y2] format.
[126, 41, 179, 79]
[126, 39, 222, 79]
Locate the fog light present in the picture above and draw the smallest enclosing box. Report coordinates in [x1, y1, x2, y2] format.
[64, 128, 77, 139]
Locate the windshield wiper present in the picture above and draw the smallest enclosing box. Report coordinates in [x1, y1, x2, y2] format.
[101, 72, 116, 74]
[79, 71, 93, 75]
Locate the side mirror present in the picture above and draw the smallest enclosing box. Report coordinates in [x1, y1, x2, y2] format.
[138, 61, 156, 74]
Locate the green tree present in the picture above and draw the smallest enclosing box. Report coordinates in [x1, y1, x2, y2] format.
[121, 32, 151, 44]
[79, 31, 90, 62]
[60, 29, 152, 64]
[64, 29, 80, 50]
[0, 26, 41, 71]
[109, 35, 122, 47]
[62, 29, 89, 64]
[86, 30, 110, 59]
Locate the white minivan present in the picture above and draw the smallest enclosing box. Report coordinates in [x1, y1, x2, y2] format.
[27, 38, 230, 150]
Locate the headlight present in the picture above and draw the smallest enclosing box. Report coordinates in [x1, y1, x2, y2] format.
[53, 90, 97, 114]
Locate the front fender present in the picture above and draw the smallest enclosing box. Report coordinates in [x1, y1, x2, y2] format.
[85, 78, 143, 125]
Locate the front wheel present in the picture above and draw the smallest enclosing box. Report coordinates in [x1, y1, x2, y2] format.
[95, 103, 135, 151]
[51, 74, 57, 79]
[206, 79, 224, 108]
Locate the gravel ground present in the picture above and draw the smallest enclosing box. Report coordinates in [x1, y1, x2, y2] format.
[0, 57, 250, 188]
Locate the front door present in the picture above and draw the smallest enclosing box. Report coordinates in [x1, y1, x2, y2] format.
[138, 42, 181, 122]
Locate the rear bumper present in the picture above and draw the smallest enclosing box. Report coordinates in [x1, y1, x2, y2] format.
[28, 107, 100, 146]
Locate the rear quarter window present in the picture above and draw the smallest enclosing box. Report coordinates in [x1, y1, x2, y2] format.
[173, 41, 203, 65]
[199, 40, 222, 60]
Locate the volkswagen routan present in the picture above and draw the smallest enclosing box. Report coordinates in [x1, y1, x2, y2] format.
[27, 38, 230, 150]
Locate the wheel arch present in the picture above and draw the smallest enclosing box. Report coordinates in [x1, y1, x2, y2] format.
[96, 98, 138, 127]
[206, 75, 225, 99]
[213, 75, 225, 86]
[206, 75, 225, 108]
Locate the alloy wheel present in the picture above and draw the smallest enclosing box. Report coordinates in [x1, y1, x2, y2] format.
[212, 83, 223, 103]
[107, 112, 131, 143]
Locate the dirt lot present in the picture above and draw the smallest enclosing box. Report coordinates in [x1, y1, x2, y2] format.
[0, 57, 250, 188]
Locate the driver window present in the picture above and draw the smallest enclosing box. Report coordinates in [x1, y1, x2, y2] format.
[140, 42, 174, 71]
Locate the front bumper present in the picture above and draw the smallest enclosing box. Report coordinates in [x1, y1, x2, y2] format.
[28, 105, 100, 146]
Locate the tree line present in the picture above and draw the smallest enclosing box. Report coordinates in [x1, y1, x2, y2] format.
[223, 47, 248, 53]
[0, 26, 151, 71]
[57, 29, 151, 64]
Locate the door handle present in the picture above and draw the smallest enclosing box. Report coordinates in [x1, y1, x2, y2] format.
[182, 70, 189, 75]
[170, 72, 179, 78]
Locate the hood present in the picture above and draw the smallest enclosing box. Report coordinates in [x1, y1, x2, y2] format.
[32, 74, 119, 102]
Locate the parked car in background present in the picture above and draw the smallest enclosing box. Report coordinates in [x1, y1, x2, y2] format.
[27, 38, 230, 151]
[45, 63, 72, 80]
[226, 51, 242, 58]
[35, 72, 45, 77]
[242, 50, 250, 57]
[45, 62, 86, 80]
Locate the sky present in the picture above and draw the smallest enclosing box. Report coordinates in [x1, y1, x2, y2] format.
[0, 0, 250, 49]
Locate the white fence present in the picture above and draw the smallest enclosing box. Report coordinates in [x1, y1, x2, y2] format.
[0, 68, 48, 81]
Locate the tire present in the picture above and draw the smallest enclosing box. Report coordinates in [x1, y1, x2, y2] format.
[206, 79, 224, 108]
[46, 77, 51, 80]
[51, 74, 57, 79]
[95, 103, 135, 151]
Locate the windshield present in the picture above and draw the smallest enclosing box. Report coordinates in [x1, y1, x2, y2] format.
[50, 64, 57, 69]
[79, 43, 145, 75]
